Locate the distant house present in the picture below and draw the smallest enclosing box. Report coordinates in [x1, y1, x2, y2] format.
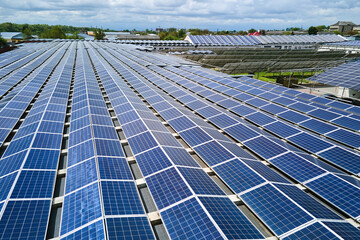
[330, 21, 359, 34]
[0, 32, 26, 43]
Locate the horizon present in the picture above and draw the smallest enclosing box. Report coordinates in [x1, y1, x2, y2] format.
[1, 0, 359, 31]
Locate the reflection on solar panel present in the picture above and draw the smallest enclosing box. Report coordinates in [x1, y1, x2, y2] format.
[0, 41, 359, 239]
[309, 60, 360, 90]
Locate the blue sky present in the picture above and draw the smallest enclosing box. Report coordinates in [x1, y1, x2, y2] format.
[1, 0, 359, 30]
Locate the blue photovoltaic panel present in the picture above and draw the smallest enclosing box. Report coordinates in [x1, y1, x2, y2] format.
[67, 140, 95, 167]
[0, 172, 17, 201]
[168, 116, 196, 132]
[180, 127, 212, 146]
[278, 110, 310, 124]
[288, 133, 332, 153]
[65, 158, 98, 194]
[274, 184, 341, 220]
[32, 133, 62, 149]
[242, 159, 290, 183]
[122, 119, 147, 137]
[146, 167, 192, 209]
[299, 119, 337, 134]
[270, 152, 326, 182]
[246, 112, 276, 126]
[98, 157, 133, 180]
[225, 124, 259, 142]
[209, 114, 238, 128]
[61, 183, 102, 235]
[92, 125, 118, 139]
[332, 116, 360, 131]
[127, 131, 158, 155]
[61, 220, 105, 240]
[218, 141, 256, 160]
[264, 121, 301, 138]
[322, 221, 360, 239]
[260, 104, 287, 114]
[326, 129, 360, 148]
[197, 106, 222, 118]
[318, 147, 360, 174]
[213, 159, 266, 193]
[231, 105, 257, 116]
[198, 196, 264, 239]
[244, 136, 287, 159]
[306, 174, 360, 218]
[163, 147, 199, 167]
[101, 181, 144, 215]
[194, 140, 234, 166]
[95, 139, 124, 157]
[0, 200, 51, 240]
[282, 222, 338, 240]
[152, 132, 182, 147]
[161, 197, 223, 240]
[23, 149, 59, 169]
[11, 170, 56, 198]
[308, 109, 340, 121]
[241, 184, 314, 236]
[135, 147, 173, 176]
[177, 167, 225, 195]
[106, 217, 155, 240]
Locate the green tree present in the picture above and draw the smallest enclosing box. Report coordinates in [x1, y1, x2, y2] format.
[23, 28, 32, 40]
[308, 26, 318, 35]
[0, 37, 7, 47]
[94, 28, 105, 40]
[248, 28, 256, 33]
[177, 29, 186, 39]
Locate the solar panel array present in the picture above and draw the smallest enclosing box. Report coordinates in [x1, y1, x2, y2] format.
[187, 34, 346, 46]
[0, 41, 359, 240]
[309, 60, 360, 90]
[326, 40, 360, 46]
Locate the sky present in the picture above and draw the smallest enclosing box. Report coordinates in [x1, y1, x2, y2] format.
[1, 0, 360, 30]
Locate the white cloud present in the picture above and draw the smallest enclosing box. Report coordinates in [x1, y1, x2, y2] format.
[0, 0, 359, 30]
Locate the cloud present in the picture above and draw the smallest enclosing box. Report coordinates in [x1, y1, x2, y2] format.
[0, 0, 359, 30]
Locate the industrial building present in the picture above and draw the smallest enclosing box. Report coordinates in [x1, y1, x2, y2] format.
[0, 40, 359, 240]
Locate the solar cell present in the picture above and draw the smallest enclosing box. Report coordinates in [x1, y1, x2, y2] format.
[106, 217, 155, 240]
[214, 159, 266, 193]
[61, 183, 102, 235]
[306, 174, 360, 218]
[136, 147, 173, 176]
[241, 183, 314, 236]
[146, 167, 192, 209]
[198, 196, 264, 239]
[0, 200, 51, 240]
[11, 170, 56, 198]
[178, 167, 225, 195]
[161, 197, 223, 240]
[282, 222, 338, 240]
[61, 220, 105, 240]
[101, 181, 144, 215]
[244, 136, 287, 159]
[270, 152, 326, 182]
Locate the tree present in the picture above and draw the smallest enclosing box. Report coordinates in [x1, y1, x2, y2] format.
[23, 28, 32, 40]
[94, 28, 105, 40]
[308, 26, 318, 35]
[177, 29, 186, 39]
[0, 37, 7, 48]
[248, 28, 256, 33]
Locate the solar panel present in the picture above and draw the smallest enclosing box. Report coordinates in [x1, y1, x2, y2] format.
[0, 200, 51, 240]
[241, 183, 314, 236]
[146, 167, 192, 209]
[106, 217, 155, 240]
[305, 174, 360, 218]
[11, 170, 56, 198]
[282, 222, 338, 240]
[161, 197, 223, 240]
[198, 196, 264, 239]
[309, 60, 360, 91]
[177, 167, 225, 195]
[135, 147, 173, 176]
[61, 220, 105, 240]
[101, 181, 144, 215]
